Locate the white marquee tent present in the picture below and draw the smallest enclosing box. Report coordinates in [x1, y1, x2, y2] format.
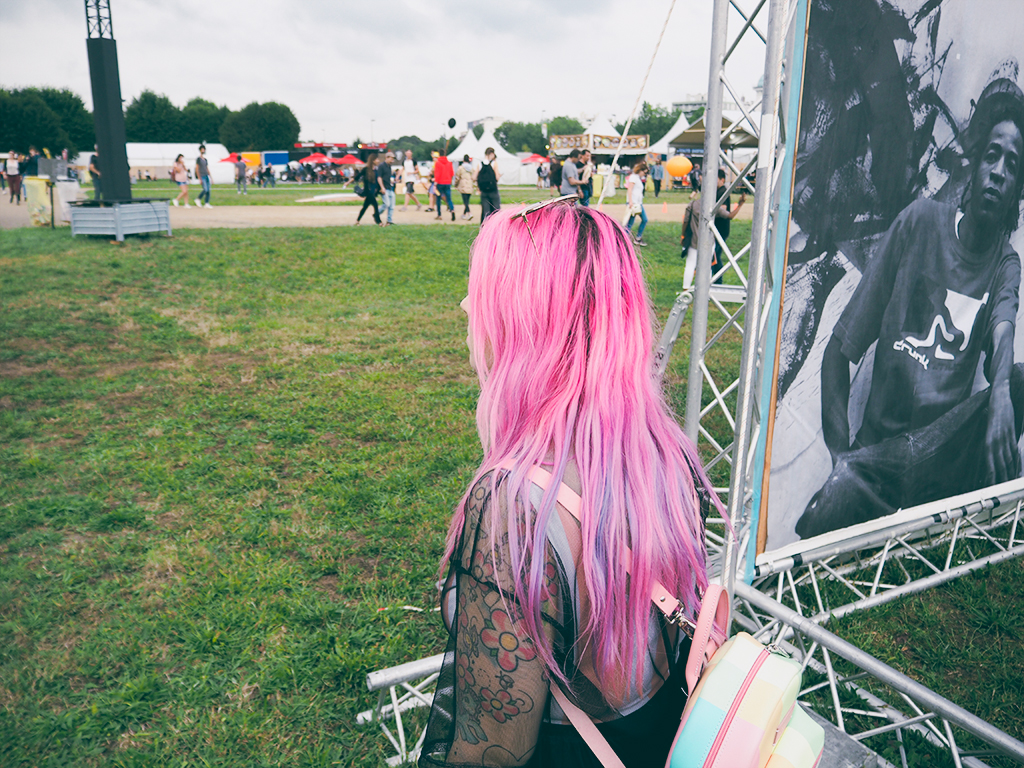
[448, 131, 484, 164]
[474, 127, 521, 185]
[649, 111, 693, 157]
[125, 143, 235, 184]
[663, 110, 758, 150]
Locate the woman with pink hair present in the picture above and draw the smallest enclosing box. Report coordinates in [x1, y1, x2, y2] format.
[420, 200, 719, 767]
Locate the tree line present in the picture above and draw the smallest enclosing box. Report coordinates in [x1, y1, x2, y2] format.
[0, 87, 301, 158]
[1, 88, 95, 158]
[124, 91, 300, 152]
[2, 87, 691, 162]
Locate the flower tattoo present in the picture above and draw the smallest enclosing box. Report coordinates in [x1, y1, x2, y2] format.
[479, 687, 521, 724]
[456, 652, 475, 691]
[481, 608, 537, 672]
[471, 550, 496, 582]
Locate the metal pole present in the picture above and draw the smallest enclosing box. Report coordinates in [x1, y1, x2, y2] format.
[736, 582, 1024, 763]
[720, 0, 788, 594]
[685, 0, 730, 441]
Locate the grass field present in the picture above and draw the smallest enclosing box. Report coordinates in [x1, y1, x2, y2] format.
[1, 221, 1021, 766]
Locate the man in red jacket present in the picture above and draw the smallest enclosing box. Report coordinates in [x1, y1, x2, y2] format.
[433, 151, 456, 221]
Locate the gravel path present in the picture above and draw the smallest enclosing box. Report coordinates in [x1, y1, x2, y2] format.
[2, 198, 751, 231]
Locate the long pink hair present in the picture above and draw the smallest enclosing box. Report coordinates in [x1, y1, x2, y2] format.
[443, 204, 718, 686]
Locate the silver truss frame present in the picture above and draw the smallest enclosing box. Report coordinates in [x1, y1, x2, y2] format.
[358, 0, 1024, 764]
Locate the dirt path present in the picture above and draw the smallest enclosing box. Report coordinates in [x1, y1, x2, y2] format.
[1, 199, 752, 231]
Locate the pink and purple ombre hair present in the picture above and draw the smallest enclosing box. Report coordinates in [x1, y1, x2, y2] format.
[444, 203, 720, 687]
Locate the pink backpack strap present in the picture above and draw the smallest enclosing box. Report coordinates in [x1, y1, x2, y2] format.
[684, 583, 731, 695]
[549, 685, 626, 768]
[501, 462, 716, 768]
[520, 465, 691, 629]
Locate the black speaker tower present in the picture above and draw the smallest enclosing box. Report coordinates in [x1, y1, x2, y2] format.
[85, 0, 131, 202]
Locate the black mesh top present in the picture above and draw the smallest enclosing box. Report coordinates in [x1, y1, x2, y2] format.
[418, 469, 707, 767]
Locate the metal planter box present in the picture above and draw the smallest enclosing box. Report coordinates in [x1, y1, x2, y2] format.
[70, 200, 172, 241]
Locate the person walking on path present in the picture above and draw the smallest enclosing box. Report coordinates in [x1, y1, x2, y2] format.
[88, 147, 101, 201]
[688, 162, 702, 200]
[651, 157, 665, 197]
[475, 147, 501, 223]
[401, 150, 422, 211]
[433, 150, 456, 222]
[623, 160, 649, 246]
[455, 154, 475, 221]
[549, 156, 562, 197]
[578, 149, 594, 206]
[235, 155, 248, 195]
[378, 151, 397, 225]
[560, 149, 582, 197]
[195, 145, 213, 208]
[6, 151, 22, 204]
[355, 152, 383, 226]
[171, 154, 191, 207]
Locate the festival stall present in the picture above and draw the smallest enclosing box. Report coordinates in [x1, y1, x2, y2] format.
[550, 115, 649, 158]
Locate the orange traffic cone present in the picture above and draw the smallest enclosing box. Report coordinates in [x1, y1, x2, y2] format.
[662, 200, 668, 213]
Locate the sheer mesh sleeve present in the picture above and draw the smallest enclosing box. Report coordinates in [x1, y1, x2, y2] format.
[420, 474, 566, 767]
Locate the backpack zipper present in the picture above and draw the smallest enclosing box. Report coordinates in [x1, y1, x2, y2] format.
[703, 646, 771, 767]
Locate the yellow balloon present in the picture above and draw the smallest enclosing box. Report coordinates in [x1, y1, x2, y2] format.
[665, 155, 693, 178]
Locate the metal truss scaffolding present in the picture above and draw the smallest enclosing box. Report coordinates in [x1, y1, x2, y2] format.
[358, 0, 1024, 764]
[84, 0, 114, 39]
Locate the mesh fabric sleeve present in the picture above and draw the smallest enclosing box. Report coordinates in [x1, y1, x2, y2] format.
[420, 476, 565, 768]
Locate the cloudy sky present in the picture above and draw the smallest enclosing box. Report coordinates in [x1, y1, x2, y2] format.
[1, 0, 766, 145]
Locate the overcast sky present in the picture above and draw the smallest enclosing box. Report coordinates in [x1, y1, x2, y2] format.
[1, 0, 766, 146]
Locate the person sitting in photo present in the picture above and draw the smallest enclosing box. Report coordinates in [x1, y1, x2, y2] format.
[797, 78, 1024, 539]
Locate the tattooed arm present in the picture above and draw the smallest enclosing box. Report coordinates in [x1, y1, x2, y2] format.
[446, 568, 555, 766]
[444, 474, 565, 767]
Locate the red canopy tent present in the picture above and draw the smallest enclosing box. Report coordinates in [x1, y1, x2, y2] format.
[520, 153, 549, 164]
[219, 152, 241, 163]
[335, 154, 364, 165]
[299, 153, 329, 164]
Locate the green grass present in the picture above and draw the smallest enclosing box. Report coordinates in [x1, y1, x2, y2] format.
[0, 222, 723, 766]
[1, 221, 1018, 766]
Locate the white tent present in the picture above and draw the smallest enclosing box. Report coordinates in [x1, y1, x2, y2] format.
[516, 152, 544, 187]
[665, 110, 758, 149]
[474, 127, 521, 185]
[125, 143, 235, 184]
[583, 115, 620, 138]
[449, 131, 484, 163]
[649, 110, 694, 156]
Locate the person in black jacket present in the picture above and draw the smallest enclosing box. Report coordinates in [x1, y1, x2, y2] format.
[474, 147, 501, 223]
[23, 147, 40, 177]
[355, 153, 383, 226]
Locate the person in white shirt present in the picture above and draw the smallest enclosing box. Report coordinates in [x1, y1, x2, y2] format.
[401, 150, 422, 211]
[6, 151, 22, 204]
[623, 160, 649, 246]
